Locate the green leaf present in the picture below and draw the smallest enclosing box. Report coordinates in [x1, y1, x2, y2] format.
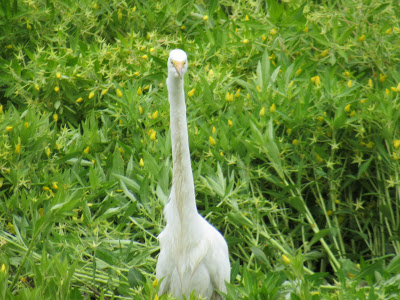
[128, 268, 145, 288]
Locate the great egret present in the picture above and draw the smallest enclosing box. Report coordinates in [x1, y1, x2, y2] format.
[156, 49, 230, 299]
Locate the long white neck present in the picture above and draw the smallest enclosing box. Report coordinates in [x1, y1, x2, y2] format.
[167, 75, 197, 222]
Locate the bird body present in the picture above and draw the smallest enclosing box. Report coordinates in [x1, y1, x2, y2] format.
[156, 49, 230, 299]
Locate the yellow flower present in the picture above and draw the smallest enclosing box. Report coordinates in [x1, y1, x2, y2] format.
[261, 34, 266, 42]
[227, 120, 232, 127]
[286, 128, 292, 134]
[368, 79, 373, 88]
[154, 295, 159, 300]
[394, 140, 400, 149]
[35, 84, 40, 91]
[137, 86, 142, 95]
[379, 73, 386, 82]
[138, 106, 143, 115]
[344, 104, 351, 112]
[144, 85, 150, 91]
[43, 186, 50, 191]
[256, 85, 261, 92]
[385, 28, 392, 35]
[101, 89, 108, 96]
[150, 130, 157, 141]
[134, 71, 140, 77]
[76, 97, 83, 103]
[54, 86, 60, 92]
[53, 114, 58, 122]
[270, 28, 277, 35]
[282, 254, 291, 264]
[209, 136, 216, 146]
[347, 80, 352, 88]
[270, 103, 276, 113]
[116, 89, 123, 98]
[83, 146, 90, 154]
[152, 110, 159, 120]
[360, 99, 367, 104]
[6, 126, 13, 132]
[52, 182, 59, 190]
[296, 69, 302, 76]
[321, 49, 328, 57]
[385, 88, 389, 96]
[56, 72, 61, 79]
[243, 39, 249, 44]
[235, 89, 241, 98]
[208, 69, 214, 77]
[88, 91, 95, 99]
[220, 151, 224, 156]
[141, 54, 148, 60]
[390, 87, 397, 92]
[225, 92, 234, 102]
[132, 6, 136, 12]
[311, 75, 321, 87]
[359, 35, 366, 42]
[1, 264, 5, 272]
[304, 27, 309, 33]
[153, 278, 158, 287]
[180, 25, 185, 30]
[244, 15, 249, 21]
[292, 139, 298, 145]
[45, 147, 51, 157]
[344, 71, 351, 77]
[24, 122, 29, 128]
[188, 88, 196, 97]
[15, 142, 21, 154]
[259, 107, 265, 117]
[203, 15, 208, 21]
[139, 158, 144, 167]
[212, 126, 216, 134]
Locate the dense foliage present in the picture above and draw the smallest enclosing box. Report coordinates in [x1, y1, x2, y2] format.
[1, 0, 400, 299]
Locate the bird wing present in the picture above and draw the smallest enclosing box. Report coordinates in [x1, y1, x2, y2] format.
[204, 226, 231, 295]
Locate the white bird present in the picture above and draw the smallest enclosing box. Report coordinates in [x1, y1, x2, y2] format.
[156, 49, 230, 300]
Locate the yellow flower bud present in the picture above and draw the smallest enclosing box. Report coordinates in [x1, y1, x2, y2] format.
[385, 28, 392, 35]
[35, 84, 40, 91]
[259, 107, 265, 117]
[153, 278, 158, 287]
[347, 80, 352, 88]
[152, 111, 159, 120]
[52, 182, 58, 190]
[292, 139, 298, 145]
[138, 106, 143, 115]
[24, 122, 29, 128]
[53, 114, 58, 122]
[141, 54, 148, 60]
[56, 72, 61, 79]
[282, 254, 291, 264]
[244, 15, 249, 21]
[359, 35, 366, 42]
[45, 147, 51, 157]
[15, 142, 21, 154]
[203, 15, 208, 21]
[368, 79, 373, 88]
[76, 97, 83, 103]
[296, 69, 302, 76]
[261, 34, 266, 41]
[270, 28, 277, 35]
[139, 158, 144, 167]
[88, 91, 95, 99]
[188, 89, 195, 97]
[150, 130, 157, 141]
[83, 146, 90, 154]
[212, 126, 216, 134]
[394, 140, 400, 149]
[243, 39, 249, 44]
[225, 92, 233, 102]
[6, 126, 13, 132]
[54, 86, 60, 92]
[344, 104, 351, 112]
[116, 89, 123, 98]
[270, 103, 276, 113]
[209, 136, 216, 146]
[227, 120, 232, 127]
[321, 49, 328, 57]
[101, 89, 108, 96]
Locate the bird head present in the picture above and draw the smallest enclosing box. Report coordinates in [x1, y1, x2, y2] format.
[168, 49, 188, 79]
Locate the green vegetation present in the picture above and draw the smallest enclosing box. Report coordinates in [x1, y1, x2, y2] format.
[1, 0, 400, 299]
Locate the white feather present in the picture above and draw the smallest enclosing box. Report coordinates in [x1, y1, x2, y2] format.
[156, 49, 230, 299]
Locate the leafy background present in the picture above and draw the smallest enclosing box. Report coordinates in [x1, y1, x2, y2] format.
[1, 0, 400, 299]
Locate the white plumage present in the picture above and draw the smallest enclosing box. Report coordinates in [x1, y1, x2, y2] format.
[156, 49, 230, 299]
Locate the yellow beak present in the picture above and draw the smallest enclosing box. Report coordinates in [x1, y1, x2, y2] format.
[172, 60, 185, 79]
